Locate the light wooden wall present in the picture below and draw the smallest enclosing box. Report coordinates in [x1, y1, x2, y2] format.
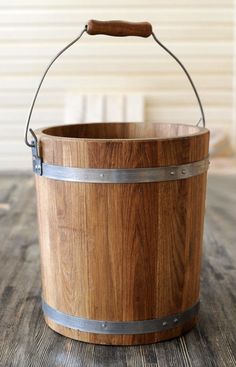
[0, 0, 234, 170]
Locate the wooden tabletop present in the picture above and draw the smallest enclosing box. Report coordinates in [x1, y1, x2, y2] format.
[0, 174, 235, 367]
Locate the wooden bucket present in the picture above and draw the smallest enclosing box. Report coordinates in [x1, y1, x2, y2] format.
[25, 20, 210, 345]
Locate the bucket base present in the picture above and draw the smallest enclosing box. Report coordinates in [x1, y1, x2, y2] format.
[44, 316, 197, 345]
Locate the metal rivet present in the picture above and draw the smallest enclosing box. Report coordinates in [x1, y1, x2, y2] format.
[102, 322, 107, 328]
[170, 171, 175, 175]
[100, 173, 104, 178]
[162, 321, 168, 326]
[173, 318, 179, 323]
[181, 169, 186, 174]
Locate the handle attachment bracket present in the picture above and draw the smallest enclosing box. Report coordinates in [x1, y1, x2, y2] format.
[31, 131, 42, 175]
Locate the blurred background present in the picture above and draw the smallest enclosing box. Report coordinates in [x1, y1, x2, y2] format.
[0, 0, 235, 171]
[0, 3, 236, 364]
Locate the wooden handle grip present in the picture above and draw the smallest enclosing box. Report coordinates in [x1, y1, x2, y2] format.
[86, 19, 152, 38]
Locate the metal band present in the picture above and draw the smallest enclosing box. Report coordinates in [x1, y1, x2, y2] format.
[34, 158, 209, 183]
[42, 300, 200, 335]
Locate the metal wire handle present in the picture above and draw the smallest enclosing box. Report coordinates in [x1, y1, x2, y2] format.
[24, 27, 87, 148]
[151, 32, 205, 128]
[24, 24, 205, 148]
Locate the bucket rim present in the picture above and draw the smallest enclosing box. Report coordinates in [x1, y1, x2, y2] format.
[35, 122, 209, 143]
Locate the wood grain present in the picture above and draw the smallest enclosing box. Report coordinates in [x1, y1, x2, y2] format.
[0, 174, 236, 365]
[86, 20, 152, 38]
[34, 122, 209, 344]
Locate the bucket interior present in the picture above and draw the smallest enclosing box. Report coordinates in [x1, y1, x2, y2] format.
[42, 122, 204, 140]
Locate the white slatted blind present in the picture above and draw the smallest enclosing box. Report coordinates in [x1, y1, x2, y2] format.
[0, 0, 234, 170]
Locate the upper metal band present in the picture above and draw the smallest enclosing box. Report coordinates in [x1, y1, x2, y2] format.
[34, 158, 209, 183]
[42, 300, 199, 335]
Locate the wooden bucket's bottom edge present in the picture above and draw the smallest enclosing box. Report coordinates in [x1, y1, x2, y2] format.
[44, 316, 198, 345]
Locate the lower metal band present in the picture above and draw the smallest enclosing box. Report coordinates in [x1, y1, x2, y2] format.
[35, 158, 209, 183]
[42, 300, 200, 335]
